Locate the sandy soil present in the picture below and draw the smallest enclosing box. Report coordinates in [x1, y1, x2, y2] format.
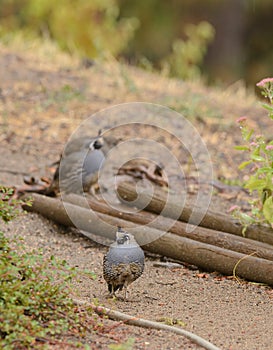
[0, 42, 272, 349]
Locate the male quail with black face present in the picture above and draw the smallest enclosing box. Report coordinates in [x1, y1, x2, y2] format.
[103, 227, 145, 299]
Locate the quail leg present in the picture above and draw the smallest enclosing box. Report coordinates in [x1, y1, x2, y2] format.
[107, 284, 117, 298]
[89, 182, 101, 200]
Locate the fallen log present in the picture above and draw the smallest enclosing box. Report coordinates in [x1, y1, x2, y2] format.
[63, 193, 273, 262]
[117, 182, 273, 246]
[22, 193, 273, 286]
[22, 193, 133, 242]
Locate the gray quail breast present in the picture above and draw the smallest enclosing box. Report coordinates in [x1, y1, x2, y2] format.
[103, 227, 145, 299]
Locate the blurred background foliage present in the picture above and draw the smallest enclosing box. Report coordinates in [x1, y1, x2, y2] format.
[0, 0, 139, 58]
[0, 0, 272, 85]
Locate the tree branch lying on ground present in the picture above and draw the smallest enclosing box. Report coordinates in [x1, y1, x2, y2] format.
[73, 298, 221, 350]
[117, 182, 273, 246]
[63, 193, 273, 262]
[22, 193, 273, 286]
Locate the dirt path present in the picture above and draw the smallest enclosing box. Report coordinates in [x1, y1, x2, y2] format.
[0, 42, 272, 349]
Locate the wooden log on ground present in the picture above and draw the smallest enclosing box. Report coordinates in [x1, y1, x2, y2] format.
[63, 193, 273, 262]
[22, 193, 273, 286]
[21, 193, 134, 242]
[117, 182, 273, 246]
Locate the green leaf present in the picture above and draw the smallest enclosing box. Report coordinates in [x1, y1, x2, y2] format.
[245, 129, 254, 141]
[241, 127, 254, 142]
[238, 212, 255, 224]
[244, 177, 267, 191]
[238, 160, 252, 170]
[256, 167, 273, 174]
[261, 102, 273, 112]
[234, 145, 249, 151]
[251, 155, 265, 162]
[263, 197, 273, 224]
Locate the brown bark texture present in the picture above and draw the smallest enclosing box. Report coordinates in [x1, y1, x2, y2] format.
[22, 193, 273, 286]
[116, 182, 273, 246]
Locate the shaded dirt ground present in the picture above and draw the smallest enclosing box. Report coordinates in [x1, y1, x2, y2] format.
[0, 41, 273, 349]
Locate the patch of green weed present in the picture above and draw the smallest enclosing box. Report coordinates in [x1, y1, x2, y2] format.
[0, 187, 98, 349]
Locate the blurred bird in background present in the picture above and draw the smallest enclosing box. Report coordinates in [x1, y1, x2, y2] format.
[20, 130, 121, 196]
[51, 131, 105, 195]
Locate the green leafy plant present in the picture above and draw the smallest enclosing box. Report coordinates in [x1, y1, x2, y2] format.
[0, 0, 138, 59]
[0, 188, 98, 349]
[162, 21, 215, 80]
[0, 187, 32, 223]
[232, 78, 273, 231]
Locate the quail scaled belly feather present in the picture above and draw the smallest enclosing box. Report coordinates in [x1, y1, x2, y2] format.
[103, 227, 145, 299]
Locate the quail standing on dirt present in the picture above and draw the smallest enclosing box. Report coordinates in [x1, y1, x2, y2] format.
[103, 227, 145, 299]
[48, 132, 105, 195]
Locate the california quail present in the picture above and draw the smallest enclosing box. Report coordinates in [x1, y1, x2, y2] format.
[19, 131, 122, 196]
[49, 132, 105, 195]
[103, 227, 145, 299]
